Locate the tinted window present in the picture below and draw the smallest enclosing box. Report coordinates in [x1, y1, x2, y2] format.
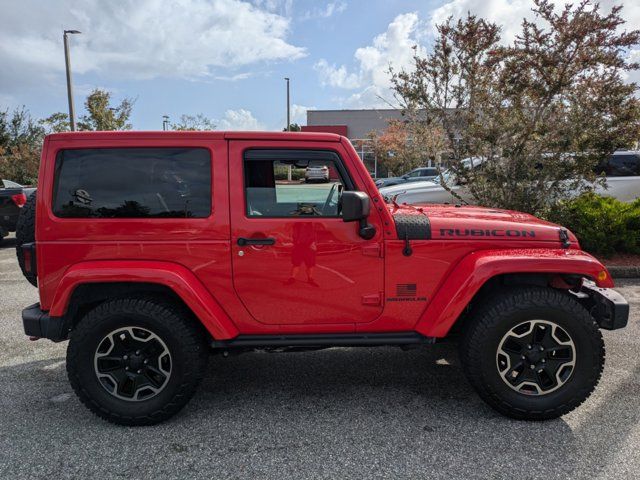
[420, 168, 438, 177]
[53, 148, 211, 218]
[244, 150, 349, 217]
[597, 154, 640, 177]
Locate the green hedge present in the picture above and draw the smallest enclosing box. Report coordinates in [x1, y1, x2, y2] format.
[547, 193, 640, 256]
[274, 165, 306, 181]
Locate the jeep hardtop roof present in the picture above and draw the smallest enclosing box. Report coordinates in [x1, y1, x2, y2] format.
[45, 130, 343, 142]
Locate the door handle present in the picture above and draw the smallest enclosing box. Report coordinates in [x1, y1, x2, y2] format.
[237, 237, 276, 246]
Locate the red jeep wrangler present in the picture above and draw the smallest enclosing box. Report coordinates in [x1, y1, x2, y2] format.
[17, 131, 629, 425]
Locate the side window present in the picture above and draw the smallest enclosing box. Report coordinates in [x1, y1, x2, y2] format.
[406, 170, 421, 178]
[244, 150, 349, 217]
[53, 148, 211, 218]
[602, 154, 640, 177]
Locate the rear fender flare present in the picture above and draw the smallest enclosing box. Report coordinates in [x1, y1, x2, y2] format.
[50, 260, 239, 339]
[415, 249, 612, 338]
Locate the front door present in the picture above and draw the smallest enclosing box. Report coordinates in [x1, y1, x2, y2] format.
[229, 142, 384, 325]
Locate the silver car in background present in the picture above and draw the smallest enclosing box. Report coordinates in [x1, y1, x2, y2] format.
[305, 165, 329, 183]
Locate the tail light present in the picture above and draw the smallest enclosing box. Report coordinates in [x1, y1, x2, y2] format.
[23, 247, 33, 273]
[22, 242, 36, 275]
[11, 193, 27, 208]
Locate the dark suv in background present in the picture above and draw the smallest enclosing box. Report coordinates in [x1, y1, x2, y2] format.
[0, 179, 34, 243]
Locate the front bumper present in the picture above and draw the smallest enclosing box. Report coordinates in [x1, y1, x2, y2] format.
[22, 303, 69, 342]
[579, 282, 630, 330]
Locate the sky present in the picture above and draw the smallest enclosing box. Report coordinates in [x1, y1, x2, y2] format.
[1, 0, 639, 131]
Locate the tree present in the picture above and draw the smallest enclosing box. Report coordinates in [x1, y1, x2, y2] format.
[0, 107, 44, 185]
[77, 89, 134, 131]
[283, 123, 301, 132]
[171, 114, 216, 131]
[41, 112, 70, 133]
[364, 118, 447, 176]
[391, 0, 640, 215]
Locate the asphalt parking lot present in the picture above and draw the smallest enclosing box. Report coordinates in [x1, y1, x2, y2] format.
[1, 234, 639, 479]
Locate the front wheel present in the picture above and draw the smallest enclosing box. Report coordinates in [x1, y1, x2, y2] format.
[67, 297, 209, 425]
[460, 287, 605, 420]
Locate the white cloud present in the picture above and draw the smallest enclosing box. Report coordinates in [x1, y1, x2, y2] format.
[213, 72, 253, 81]
[430, 0, 533, 44]
[314, 60, 360, 89]
[431, 0, 640, 44]
[316, 2, 640, 108]
[624, 49, 640, 86]
[430, 0, 640, 85]
[291, 104, 315, 125]
[0, 0, 305, 93]
[301, 2, 347, 21]
[314, 13, 425, 107]
[217, 109, 265, 130]
[251, 0, 293, 17]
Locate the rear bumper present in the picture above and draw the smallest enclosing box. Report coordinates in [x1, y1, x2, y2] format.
[580, 282, 629, 330]
[305, 173, 329, 181]
[22, 303, 69, 342]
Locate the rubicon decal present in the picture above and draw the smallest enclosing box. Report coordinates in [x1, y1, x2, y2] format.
[439, 229, 536, 238]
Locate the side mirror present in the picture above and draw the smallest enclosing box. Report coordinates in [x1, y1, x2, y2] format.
[342, 191, 370, 221]
[341, 191, 375, 240]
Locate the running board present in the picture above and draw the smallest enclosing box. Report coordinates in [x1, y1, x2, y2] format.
[211, 332, 434, 349]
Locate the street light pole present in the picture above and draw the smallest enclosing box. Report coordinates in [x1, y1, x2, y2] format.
[284, 77, 292, 180]
[63, 30, 81, 131]
[284, 77, 290, 131]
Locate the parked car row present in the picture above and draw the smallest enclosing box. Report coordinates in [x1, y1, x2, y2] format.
[378, 151, 640, 205]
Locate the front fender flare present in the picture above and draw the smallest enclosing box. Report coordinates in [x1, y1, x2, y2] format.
[415, 248, 612, 338]
[49, 260, 239, 340]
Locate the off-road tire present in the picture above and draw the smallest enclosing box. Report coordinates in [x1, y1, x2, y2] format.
[67, 297, 209, 426]
[15, 191, 37, 287]
[460, 286, 604, 420]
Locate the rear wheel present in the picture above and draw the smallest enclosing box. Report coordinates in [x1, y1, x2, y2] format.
[67, 297, 209, 425]
[460, 286, 604, 420]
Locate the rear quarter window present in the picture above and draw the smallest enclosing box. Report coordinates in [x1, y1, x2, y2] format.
[597, 154, 640, 177]
[53, 148, 211, 218]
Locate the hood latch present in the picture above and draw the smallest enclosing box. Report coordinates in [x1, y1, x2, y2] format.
[403, 232, 413, 257]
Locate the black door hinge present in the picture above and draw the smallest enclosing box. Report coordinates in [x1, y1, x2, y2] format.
[559, 228, 571, 249]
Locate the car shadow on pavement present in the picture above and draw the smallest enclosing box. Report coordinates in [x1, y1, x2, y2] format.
[8, 345, 638, 479]
[0, 236, 17, 249]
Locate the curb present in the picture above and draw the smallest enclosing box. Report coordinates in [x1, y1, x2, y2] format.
[606, 265, 640, 279]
